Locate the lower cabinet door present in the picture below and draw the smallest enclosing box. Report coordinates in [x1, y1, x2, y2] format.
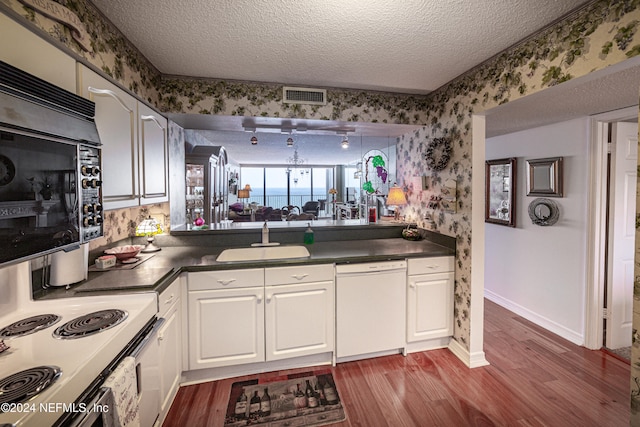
[407, 272, 454, 342]
[158, 300, 181, 419]
[188, 287, 265, 369]
[265, 281, 334, 361]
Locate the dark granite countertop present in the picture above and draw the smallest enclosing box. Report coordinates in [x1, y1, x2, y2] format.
[37, 238, 454, 299]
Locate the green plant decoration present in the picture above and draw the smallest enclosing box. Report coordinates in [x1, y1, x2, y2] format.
[362, 181, 375, 194]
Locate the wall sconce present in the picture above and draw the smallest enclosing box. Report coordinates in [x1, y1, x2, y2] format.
[341, 137, 349, 149]
[286, 137, 294, 147]
[250, 135, 258, 145]
[353, 161, 362, 178]
[135, 216, 163, 252]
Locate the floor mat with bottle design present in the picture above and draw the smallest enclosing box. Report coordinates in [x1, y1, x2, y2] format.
[224, 370, 346, 426]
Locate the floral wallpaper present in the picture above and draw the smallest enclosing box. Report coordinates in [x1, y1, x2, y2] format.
[395, 0, 640, 353]
[159, 77, 430, 125]
[5, 0, 640, 413]
[87, 202, 169, 252]
[0, 0, 162, 105]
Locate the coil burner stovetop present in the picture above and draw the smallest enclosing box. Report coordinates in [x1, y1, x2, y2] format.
[53, 309, 128, 339]
[0, 314, 61, 338]
[0, 366, 62, 408]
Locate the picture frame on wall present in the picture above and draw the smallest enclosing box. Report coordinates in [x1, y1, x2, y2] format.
[485, 158, 517, 227]
[526, 157, 563, 197]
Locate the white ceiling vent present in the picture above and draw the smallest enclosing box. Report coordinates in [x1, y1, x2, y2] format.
[283, 86, 327, 105]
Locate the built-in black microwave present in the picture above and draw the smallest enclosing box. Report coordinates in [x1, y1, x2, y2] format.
[0, 61, 103, 266]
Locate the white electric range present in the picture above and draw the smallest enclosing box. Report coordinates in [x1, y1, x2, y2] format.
[0, 262, 158, 427]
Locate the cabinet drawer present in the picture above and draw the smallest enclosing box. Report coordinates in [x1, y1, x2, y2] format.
[265, 264, 334, 286]
[158, 277, 181, 318]
[188, 269, 264, 290]
[407, 256, 454, 275]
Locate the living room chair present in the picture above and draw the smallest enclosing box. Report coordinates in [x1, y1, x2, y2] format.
[302, 201, 320, 219]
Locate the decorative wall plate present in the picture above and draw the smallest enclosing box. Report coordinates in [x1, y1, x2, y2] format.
[528, 198, 559, 226]
[0, 155, 16, 186]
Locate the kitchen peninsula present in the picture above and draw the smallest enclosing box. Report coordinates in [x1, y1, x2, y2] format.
[39, 224, 454, 295]
[31, 223, 456, 421]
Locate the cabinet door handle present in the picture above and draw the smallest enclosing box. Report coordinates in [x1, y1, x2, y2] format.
[88, 87, 132, 112]
[217, 279, 236, 286]
[256, 295, 263, 303]
[426, 265, 438, 270]
[291, 274, 308, 281]
[409, 283, 416, 289]
[164, 294, 175, 305]
[141, 114, 165, 129]
[266, 294, 272, 303]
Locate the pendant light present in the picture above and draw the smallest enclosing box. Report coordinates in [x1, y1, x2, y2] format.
[341, 136, 349, 149]
[250, 135, 258, 145]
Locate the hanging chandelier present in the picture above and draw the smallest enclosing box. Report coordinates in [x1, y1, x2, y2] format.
[286, 148, 309, 183]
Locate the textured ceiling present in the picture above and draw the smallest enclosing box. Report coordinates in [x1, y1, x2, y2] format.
[485, 56, 640, 138]
[90, 0, 640, 165]
[90, 0, 589, 94]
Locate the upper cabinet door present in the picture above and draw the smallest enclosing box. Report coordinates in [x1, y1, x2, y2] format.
[138, 103, 169, 204]
[77, 64, 169, 210]
[78, 64, 139, 210]
[0, 13, 76, 92]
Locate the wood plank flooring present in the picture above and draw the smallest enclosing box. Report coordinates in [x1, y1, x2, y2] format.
[163, 300, 631, 426]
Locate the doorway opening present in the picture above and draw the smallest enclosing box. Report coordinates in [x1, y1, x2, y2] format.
[586, 106, 638, 352]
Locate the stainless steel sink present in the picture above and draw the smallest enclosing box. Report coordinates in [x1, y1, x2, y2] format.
[216, 245, 311, 262]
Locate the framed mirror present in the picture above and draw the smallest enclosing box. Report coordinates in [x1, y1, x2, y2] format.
[526, 157, 563, 197]
[485, 158, 516, 227]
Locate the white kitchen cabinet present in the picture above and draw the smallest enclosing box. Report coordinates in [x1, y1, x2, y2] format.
[187, 265, 334, 370]
[77, 65, 168, 209]
[406, 257, 454, 343]
[187, 270, 265, 370]
[265, 265, 334, 361]
[138, 102, 169, 205]
[0, 13, 76, 92]
[157, 278, 182, 425]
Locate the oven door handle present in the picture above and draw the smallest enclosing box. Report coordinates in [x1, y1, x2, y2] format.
[66, 386, 113, 427]
[131, 317, 165, 359]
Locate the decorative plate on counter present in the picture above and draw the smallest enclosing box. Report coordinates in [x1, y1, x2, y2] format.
[0, 155, 16, 186]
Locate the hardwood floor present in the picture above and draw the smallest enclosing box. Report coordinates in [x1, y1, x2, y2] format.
[163, 300, 631, 426]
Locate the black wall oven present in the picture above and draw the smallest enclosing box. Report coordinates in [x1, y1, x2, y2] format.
[0, 61, 103, 266]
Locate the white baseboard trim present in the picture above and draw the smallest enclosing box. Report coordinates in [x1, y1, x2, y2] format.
[484, 290, 584, 345]
[448, 338, 490, 368]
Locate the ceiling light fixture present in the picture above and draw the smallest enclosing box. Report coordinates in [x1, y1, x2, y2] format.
[341, 137, 349, 149]
[286, 148, 309, 184]
[286, 137, 294, 147]
[250, 135, 258, 145]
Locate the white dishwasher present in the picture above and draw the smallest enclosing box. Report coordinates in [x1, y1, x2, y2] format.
[336, 260, 407, 359]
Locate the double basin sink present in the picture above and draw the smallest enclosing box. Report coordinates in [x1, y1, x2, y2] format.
[216, 245, 310, 262]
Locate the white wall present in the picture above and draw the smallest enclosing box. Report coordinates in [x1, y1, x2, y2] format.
[485, 117, 590, 345]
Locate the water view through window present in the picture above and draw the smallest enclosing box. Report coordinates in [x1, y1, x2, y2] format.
[240, 166, 332, 213]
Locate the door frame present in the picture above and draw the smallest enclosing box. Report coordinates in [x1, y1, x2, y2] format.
[585, 105, 638, 350]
